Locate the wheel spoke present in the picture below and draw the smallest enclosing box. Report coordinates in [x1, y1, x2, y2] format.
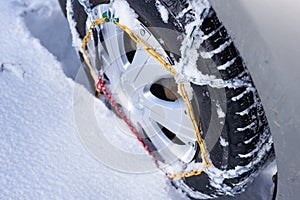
[102, 24, 127, 64]
[121, 51, 170, 92]
[140, 91, 196, 144]
[141, 119, 195, 163]
[97, 37, 111, 67]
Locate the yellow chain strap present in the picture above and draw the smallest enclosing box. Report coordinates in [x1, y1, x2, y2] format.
[81, 16, 211, 179]
[81, 18, 106, 88]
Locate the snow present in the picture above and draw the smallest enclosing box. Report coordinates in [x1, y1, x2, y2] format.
[217, 58, 236, 70]
[174, 0, 213, 88]
[219, 136, 229, 147]
[0, 1, 179, 199]
[172, 0, 233, 90]
[231, 87, 255, 101]
[216, 102, 225, 118]
[237, 121, 256, 132]
[0, 0, 277, 199]
[200, 40, 232, 59]
[155, 0, 169, 23]
[244, 135, 259, 145]
[172, 0, 250, 91]
[236, 104, 255, 116]
[0, 63, 25, 79]
[112, 0, 139, 30]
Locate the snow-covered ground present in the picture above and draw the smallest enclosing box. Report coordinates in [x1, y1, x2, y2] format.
[0, 0, 181, 199]
[0, 0, 277, 199]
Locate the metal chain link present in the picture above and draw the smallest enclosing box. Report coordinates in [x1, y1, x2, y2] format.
[81, 13, 211, 179]
[95, 73, 160, 167]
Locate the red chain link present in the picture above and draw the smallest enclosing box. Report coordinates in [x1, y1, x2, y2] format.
[95, 73, 159, 167]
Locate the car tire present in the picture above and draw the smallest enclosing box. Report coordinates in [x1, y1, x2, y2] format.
[59, 0, 275, 198]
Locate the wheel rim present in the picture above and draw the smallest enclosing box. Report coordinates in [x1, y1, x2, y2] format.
[86, 4, 198, 164]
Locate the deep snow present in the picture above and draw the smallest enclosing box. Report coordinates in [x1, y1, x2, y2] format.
[0, 0, 277, 199]
[0, 0, 180, 199]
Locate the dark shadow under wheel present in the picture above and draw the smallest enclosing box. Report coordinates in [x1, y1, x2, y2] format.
[59, 0, 276, 198]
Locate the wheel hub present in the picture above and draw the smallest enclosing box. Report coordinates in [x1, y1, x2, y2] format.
[86, 4, 198, 164]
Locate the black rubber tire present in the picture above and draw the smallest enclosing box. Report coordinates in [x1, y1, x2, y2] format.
[60, 0, 275, 198]
[58, 0, 67, 17]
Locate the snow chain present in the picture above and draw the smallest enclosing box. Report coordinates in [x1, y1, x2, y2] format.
[81, 12, 211, 179]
